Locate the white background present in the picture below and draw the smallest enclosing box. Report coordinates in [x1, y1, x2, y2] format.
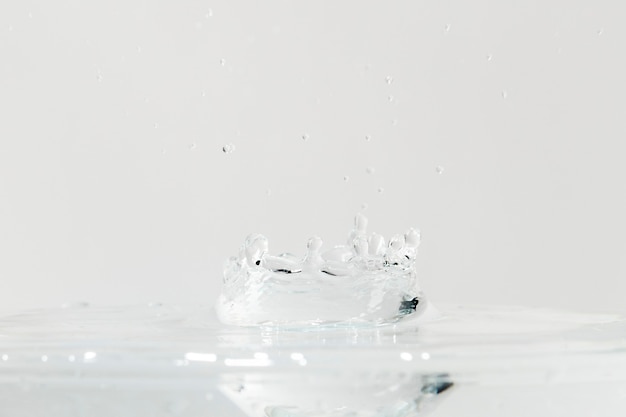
[1, 1, 624, 314]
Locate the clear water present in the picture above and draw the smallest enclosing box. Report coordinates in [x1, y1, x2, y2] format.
[1, 304, 625, 416]
[216, 214, 429, 327]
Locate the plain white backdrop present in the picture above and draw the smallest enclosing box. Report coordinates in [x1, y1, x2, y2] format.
[1, 1, 624, 314]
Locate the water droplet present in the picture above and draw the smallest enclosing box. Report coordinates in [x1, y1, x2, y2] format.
[421, 352, 431, 360]
[28, 12, 33, 18]
[220, 58, 226, 66]
[188, 143, 197, 150]
[377, 187, 384, 193]
[266, 189, 272, 196]
[41, 355, 48, 362]
[301, 133, 309, 141]
[445, 24, 451, 33]
[222, 143, 236, 154]
[501, 90, 508, 99]
[400, 352, 413, 361]
[385, 76, 393, 85]
[486, 54, 493, 61]
[343, 175, 350, 182]
[1, 354, 7, 361]
[161, 148, 167, 155]
[436, 166, 445, 175]
[96, 70, 103, 83]
[365, 135, 371, 142]
[388, 95, 394, 103]
[366, 167, 375, 174]
[392, 118, 399, 126]
[201, 90, 206, 97]
[205, 9, 213, 18]
[154, 122, 159, 129]
[361, 203, 368, 210]
[597, 28, 604, 36]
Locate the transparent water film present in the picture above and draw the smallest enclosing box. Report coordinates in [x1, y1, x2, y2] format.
[216, 214, 434, 327]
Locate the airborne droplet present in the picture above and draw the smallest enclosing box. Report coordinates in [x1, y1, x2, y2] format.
[222, 143, 236, 154]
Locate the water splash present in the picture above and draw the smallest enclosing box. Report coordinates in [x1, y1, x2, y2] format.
[216, 214, 427, 327]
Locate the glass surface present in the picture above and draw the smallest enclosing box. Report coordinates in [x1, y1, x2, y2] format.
[1, 303, 625, 416]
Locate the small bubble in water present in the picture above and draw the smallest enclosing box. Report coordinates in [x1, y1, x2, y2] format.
[378, 187, 384, 193]
[343, 175, 350, 182]
[388, 95, 394, 103]
[201, 90, 206, 97]
[96, 71, 103, 83]
[266, 189, 272, 196]
[41, 355, 48, 362]
[8, 25, 14, 32]
[222, 143, 236, 154]
[361, 203, 368, 210]
[385, 76, 393, 85]
[436, 165, 445, 174]
[220, 58, 226, 66]
[365, 135, 371, 142]
[68, 355, 75, 362]
[501, 90, 508, 99]
[188, 142, 197, 150]
[2, 354, 7, 361]
[28, 11, 33, 18]
[597, 28, 604, 36]
[137, 45, 142, 53]
[154, 122, 159, 129]
[486, 54, 493, 61]
[366, 167, 375, 174]
[445, 24, 451, 32]
[301, 133, 309, 141]
[205, 9, 213, 18]
[392, 118, 399, 126]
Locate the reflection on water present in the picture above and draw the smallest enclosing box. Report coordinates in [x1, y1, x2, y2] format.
[0, 303, 625, 416]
